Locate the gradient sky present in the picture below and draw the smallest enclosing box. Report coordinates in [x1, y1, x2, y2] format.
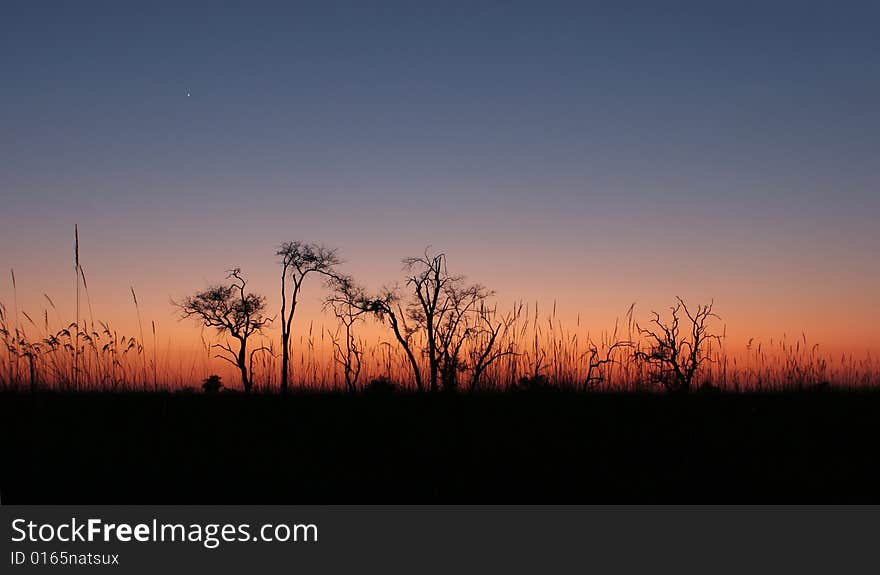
[1, 1, 879, 359]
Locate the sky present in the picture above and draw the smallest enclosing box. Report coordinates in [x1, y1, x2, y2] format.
[1, 0, 879, 364]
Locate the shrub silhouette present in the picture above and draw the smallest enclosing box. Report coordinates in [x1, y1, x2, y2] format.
[364, 376, 397, 395]
[202, 374, 223, 394]
[514, 373, 554, 391]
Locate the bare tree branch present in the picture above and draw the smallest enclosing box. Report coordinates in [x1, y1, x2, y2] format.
[175, 268, 270, 392]
[634, 297, 720, 393]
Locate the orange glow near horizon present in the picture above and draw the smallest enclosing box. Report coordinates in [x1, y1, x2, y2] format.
[1, 225, 878, 389]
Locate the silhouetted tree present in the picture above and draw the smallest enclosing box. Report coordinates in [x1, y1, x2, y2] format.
[635, 297, 720, 394]
[433, 281, 494, 392]
[331, 250, 507, 393]
[403, 250, 450, 392]
[367, 287, 425, 392]
[403, 250, 486, 392]
[468, 303, 519, 391]
[324, 275, 368, 393]
[327, 276, 424, 392]
[276, 242, 340, 393]
[583, 341, 632, 391]
[176, 269, 270, 392]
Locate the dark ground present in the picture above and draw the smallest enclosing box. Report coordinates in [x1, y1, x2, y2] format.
[2, 389, 879, 503]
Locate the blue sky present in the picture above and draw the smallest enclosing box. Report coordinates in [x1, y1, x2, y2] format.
[1, 1, 878, 352]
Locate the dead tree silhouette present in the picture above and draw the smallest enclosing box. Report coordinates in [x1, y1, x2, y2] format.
[364, 287, 424, 392]
[635, 297, 720, 394]
[276, 242, 340, 394]
[324, 275, 369, 393]
[433, 278, 494, 392]
[403, 250, 501, 392]
[402, 250, 448, 392]
[467, 302, 519, 392]
[583, 340, 632, 391]
[176, 268, 270, 393]
[329, 250, 511, 393]
[327, 276, 424, 392]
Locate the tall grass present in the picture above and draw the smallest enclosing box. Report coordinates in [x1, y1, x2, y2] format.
[1, 230, 877, 392]
[1, 293, 877, 392]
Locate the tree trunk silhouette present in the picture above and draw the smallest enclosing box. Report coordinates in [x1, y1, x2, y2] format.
[280, 330, 291, 393]
[238, 337, 250, 393]
[276, 242, 340, 394]
[387, 309, 423, 393]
